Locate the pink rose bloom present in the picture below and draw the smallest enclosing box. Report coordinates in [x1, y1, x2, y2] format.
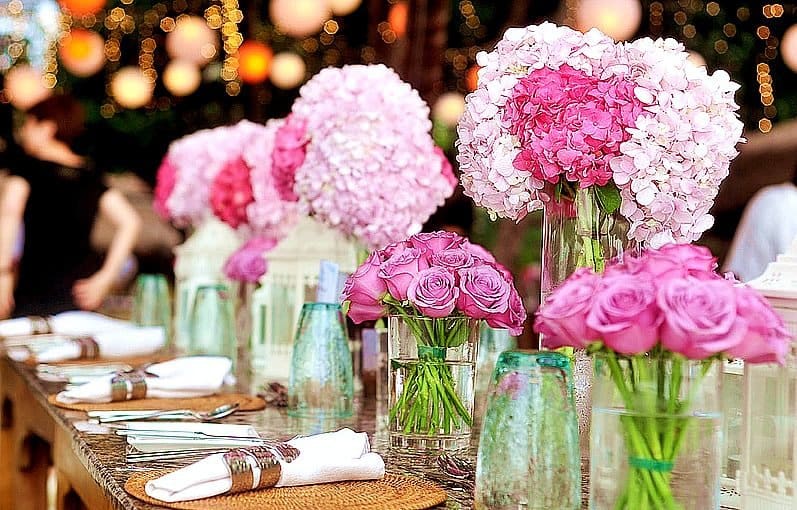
[341, 252, 389, 323]
[658, 277, 747, 359]
[378, 247, 429, 301]
[625, 244, 718, 280]
[409, 231, 464, 253]
[153, 157, 177, 220]
[457, 264, 511, 319]
[223, 237, 277, 283]
[461, 240, 497, 264]
[431, 248, 474, 271]
[534, 268, 600, 350]
[210, 157, 254, 229]
[407, 267, 459, 318]
[271, 114, 308, 202]
[726, 286, 791, 364]
[486, 287, 526, 336]
[586, 275, 661, 355]
[381, 240, 409, 259]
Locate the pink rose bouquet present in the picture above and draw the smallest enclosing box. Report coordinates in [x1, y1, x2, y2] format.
[534, 244, 790, 509]
[458, 22, 744, 275]
[342, 231, 526, 438]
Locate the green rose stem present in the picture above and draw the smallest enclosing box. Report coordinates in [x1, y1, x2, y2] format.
[385, 299, 473, 438]
[606, 352, 714, 509]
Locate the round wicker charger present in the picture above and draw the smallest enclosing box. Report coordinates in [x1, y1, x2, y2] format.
[48, 393, 266, 412]
[125, 472, 447, 510]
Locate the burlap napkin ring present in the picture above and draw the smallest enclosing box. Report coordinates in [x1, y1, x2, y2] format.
[223, 446, 286, 494]
[110, 372, 148, 401]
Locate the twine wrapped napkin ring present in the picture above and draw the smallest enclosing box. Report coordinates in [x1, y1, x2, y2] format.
[28, 316, 52, 335]
[223, 447, 285, 494]
[110, 372, 148, 402]
[72, 336, 100, 359]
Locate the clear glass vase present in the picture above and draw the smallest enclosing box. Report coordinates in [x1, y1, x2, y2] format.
[541, 186, 630, 302]
[388, 315, 479, 452]
[475, 350, 580, 510]
[233, 282, 256, 393]
[589, 353, 722, 510]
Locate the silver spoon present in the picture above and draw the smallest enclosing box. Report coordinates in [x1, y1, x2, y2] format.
[96, 403, 240, 423]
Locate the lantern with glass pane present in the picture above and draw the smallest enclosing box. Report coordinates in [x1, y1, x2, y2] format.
[740, 239, 797, 509]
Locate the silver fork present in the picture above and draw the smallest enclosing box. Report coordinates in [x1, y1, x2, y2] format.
[116, 430, 301, 461]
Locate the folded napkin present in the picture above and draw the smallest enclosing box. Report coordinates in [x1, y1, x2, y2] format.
[145, 428, 385, 503]
[6, 325, 165, 363]
[55, 356, 232, 404]
[0, 311, 128, 338]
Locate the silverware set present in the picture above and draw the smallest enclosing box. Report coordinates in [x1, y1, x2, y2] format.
[89, 403, 239, 423]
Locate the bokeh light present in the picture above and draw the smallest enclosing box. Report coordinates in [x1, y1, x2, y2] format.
[237, 40, 273, 84]
[432, 92, 466, 127]
[163, 60, 202, 96]
[270, 52, 306, 89]
[576, 0, 642, 42]
[110, 66, 154, 109]
[4, 65, 51, 110]
[269, 0, 330, 38]
[165, 15, 218, 66]
[58, 28, 106, 77]
[781, 25, 797, 73]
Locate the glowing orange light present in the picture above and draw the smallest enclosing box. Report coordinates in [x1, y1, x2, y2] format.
[465, 65, 479, 91]
[58, 0, 106, 17]
[388, 1, 408, 38]
[237, 41, 273, 84]
[58, 29, 106, 77]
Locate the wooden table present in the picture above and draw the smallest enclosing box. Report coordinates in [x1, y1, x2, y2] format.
[0, 356, 482, 510]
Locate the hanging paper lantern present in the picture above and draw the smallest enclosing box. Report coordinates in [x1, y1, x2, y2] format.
[110, 66, 154, 109]
[58, 28, 105, 77]
[328, 0, 361, 16]
[576, 0, 642, 42]
[270, 52, 306, 89]
[432, 92, 466, 127]
[388, 1, 408, 38]
[269, 0, 330, 38]
[165, 15, 218, 67]
[465, 65, 479, 91]
[58, 0, 105, 17]
[782, 25, 797, 73]
[4, 65, 51, 110]
[163, 60, 202, 96]
[237, 41, 273, 84]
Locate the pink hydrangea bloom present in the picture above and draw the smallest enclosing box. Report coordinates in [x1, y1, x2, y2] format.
[271, 114, 308, 202]
[153, 157, 176, 220]
[210, 157, 254, 229]
[290, 64, 456, 250]
[458, 22, 744, 246]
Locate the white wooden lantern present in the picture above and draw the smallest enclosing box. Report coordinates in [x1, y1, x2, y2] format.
[173, 218, 241, 352]
[740, 238, 797, 509]
[250, 217, 359, 382]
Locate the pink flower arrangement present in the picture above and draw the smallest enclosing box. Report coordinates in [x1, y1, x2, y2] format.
[287, 64, 456, 250]
[210, 157, 254, 229]
[458, 23, 744, 247]
[342, 231, 526, 335]
[223, 237, 278, 283]
[535, 244, 791, 364]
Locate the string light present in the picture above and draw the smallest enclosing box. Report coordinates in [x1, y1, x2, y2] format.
[757, 4, 781, 132]
[218, 0, 243, 95]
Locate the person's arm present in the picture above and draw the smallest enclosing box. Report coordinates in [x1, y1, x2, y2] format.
[0, 176, 29, 318]
[73, 188, 141, 310]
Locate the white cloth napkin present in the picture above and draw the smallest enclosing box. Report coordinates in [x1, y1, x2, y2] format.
[0, 311, 128, 337]
[6, 325, 165, 363]
[145, 428, 386, 503]
[55, 356, 232, 404]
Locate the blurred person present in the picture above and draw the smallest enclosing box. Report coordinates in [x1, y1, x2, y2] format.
[0, 95, 141, 318]
[723, 170, 797, 282]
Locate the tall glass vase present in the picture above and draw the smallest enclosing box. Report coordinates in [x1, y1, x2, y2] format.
[234, 282, 256, 393]
[388, 315, 479, 452]
[541, 186, 630, 302]
[541, 186, 633, 464]
[589, 353, 722, 510]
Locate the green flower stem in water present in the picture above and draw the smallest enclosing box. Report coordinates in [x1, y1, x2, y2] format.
[604, 352, 714, 510]
[388, 312, 473, 437]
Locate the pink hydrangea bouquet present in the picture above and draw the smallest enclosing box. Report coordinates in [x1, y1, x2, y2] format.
[458, 23, 744, 260]
[534, 244, 790, 509]
[342, 231, 526, 439]
[277, 64, 456, 250]
[153, 119, 301, 282]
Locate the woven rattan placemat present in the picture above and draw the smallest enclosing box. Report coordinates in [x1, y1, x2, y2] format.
[48, 393, 266, 412]
[125, 472, 448, 510]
